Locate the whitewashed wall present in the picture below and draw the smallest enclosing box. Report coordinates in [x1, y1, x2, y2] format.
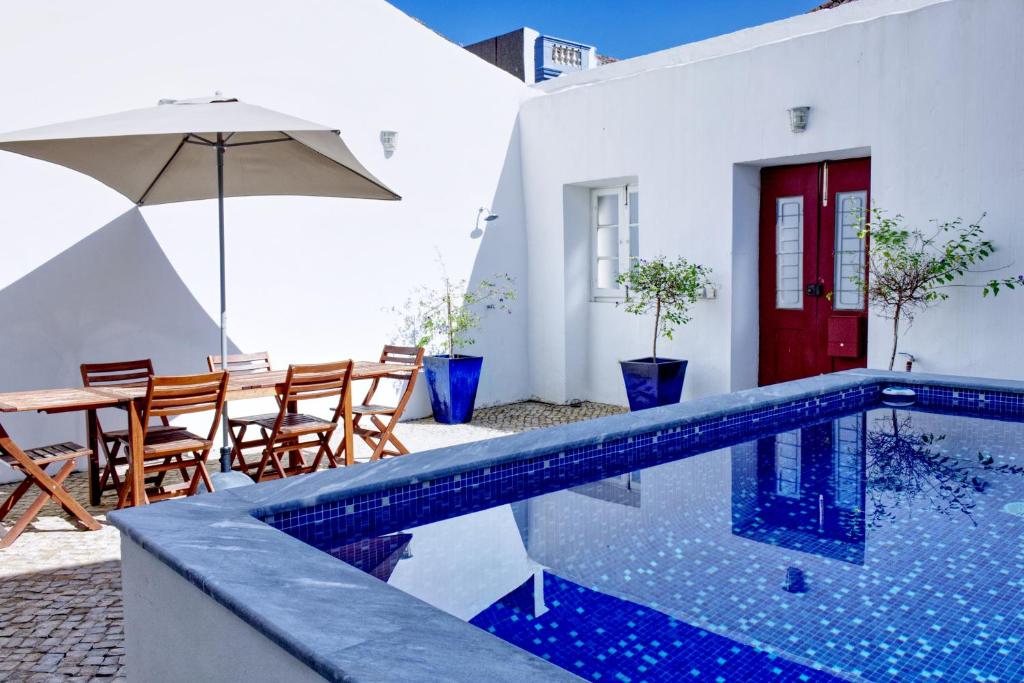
[0, 0, 533, 482]
[520, 0, 1024, 405]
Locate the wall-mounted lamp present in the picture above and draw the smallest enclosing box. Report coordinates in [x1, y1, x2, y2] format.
[699, 285, 718, 300]
[471, 207, 499, 239]
[380, 130, 398, 156]
[788, 106, 811, 133]
[477, 207, 499, 226]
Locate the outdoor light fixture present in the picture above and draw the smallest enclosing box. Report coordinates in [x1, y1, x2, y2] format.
[380, 130, 398, 156]
[477, 207, 499, 225]
[788, 106, 811, 133]
[471, 207, 499, 239]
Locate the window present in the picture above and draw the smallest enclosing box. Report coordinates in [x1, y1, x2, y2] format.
[833, 191, 867, 311]
[832, 414, 864, 510]
[591, 186, 639, 300]
[774, 429, 801, 499]
[775, 196, 804, 309]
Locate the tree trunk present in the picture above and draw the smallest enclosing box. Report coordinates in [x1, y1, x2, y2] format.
[888, 305, 901, 371]
[446, 286, 454, 359]
[652, 298, 661, 361]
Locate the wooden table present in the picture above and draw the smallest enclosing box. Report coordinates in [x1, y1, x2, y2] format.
[0, 361, 408, 508]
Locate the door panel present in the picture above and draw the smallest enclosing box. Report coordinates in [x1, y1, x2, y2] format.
[759, 158, 870, 386]
[818, 158, 871, 374]
[759, 163, 821, 386]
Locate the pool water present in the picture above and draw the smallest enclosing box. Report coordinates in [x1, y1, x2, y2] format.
[309, 407, 1024, 682]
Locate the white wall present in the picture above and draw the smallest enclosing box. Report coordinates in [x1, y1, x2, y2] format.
[121, 537, 325, 683]
[0, 0, 534, 481]
[520, 0, 1024, 405]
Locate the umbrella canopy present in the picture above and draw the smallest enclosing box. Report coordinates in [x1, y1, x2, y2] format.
[0, 95, 400, 477]
[0, 95, 399, 204]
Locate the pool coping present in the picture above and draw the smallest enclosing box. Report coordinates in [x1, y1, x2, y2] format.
[109, 369, 1024, 682]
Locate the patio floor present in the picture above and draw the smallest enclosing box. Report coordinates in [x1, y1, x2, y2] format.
[0, 400, 623, 682]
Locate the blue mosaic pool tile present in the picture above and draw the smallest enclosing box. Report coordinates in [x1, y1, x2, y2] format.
[908, 384, 1024, 418]
[470, 572, 842, 683]
[264, 384, 886, 547]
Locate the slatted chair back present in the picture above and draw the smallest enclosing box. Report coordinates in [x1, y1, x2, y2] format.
[81, 359, 154, 389]
[248, 361, 354, 480]
[266, 361, 353, 437]
[206, 351, 272, 375]
[361, 345, 424, 406]
[81, 359, 172, 430]
[285, 360, 352, 407]
[141, 372, 228, 443]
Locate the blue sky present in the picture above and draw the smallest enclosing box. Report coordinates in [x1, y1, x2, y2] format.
[390, 0, 820, 59]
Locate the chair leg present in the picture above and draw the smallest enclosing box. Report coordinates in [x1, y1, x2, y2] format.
[335, 430, 348, 467]
[98, 463, 113, 496]
[116, 470, 131, 509]
[186, 453, 213, 496]
[0, 460, 81, 549]
[0, 476, 34, 522]
[254, 447, 275, 483]
[230, 424, 247, 474]
[98, 440, 121, 496]
[116, 453, 150, 509]
[195, 462, 214, 495]
[369, 415, 407, 460]
[174, 453, 192, 483]
[308, 433, 339, 471]
[269, 448, 289, 479]
[385, 430, 411, 456]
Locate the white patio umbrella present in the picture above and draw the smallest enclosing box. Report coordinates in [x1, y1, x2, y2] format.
[0, 95, 400, 478]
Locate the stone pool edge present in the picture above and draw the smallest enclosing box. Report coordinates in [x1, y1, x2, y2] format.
[108, 369, 1024, 682]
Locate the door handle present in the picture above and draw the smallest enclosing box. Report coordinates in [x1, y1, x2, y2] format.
[805, 283, 825, 297]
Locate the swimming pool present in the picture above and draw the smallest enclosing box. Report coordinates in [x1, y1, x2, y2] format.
[283, 405, 1024, 682]
[110, 370, 1024, 682]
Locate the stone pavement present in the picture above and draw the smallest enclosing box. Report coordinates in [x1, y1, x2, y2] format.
[0, 401, 623, 681]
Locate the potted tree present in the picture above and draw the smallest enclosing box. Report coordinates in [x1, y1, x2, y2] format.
[616, 256, 712, 411]
[401, 267, 516, 424]
[857, 209, 1020, 370]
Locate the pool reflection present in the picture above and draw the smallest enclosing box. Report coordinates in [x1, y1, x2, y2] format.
[731, 414, 867, 565]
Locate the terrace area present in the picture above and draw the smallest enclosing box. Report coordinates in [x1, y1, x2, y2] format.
[0, 401, 623, 681]
[2, 0, 1023, 680]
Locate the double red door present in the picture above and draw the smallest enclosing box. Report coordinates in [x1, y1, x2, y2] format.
[758, 158, 870, 386]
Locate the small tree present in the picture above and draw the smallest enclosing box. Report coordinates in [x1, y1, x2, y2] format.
[616, 256, 712, 360]
[857, 209, 1020, 371]
[398, 263, 516, 358]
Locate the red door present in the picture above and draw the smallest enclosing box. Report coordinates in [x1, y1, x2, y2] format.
[758, 158, 870, 386]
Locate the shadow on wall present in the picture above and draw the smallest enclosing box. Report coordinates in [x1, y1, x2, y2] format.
[0, 208, 238, 482]
[393, 118, 530, 420]
[464, 117, 530, 408]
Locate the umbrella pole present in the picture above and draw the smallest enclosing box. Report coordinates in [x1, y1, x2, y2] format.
[217, 135, 232, 474]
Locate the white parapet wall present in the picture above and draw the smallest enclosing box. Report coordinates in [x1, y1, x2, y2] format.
[121, 536, 325, 682]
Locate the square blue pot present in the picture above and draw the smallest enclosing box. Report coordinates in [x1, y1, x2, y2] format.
[423, 355, 484, 424]
[619, 357, 688, 411]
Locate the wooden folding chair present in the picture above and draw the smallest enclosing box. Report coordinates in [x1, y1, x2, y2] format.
[249, 361, 353, 482]
[0, 428, 101, 549]
[207, 352, 278, 476]
[352, 345, 424, 461]
[115, 371, 228, 506]
[81, 360, 188, 500]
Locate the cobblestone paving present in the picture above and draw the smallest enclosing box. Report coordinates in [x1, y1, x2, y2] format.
[0, 401, 623, 681]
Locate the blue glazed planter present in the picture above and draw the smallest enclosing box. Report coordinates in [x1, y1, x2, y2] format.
[423, 355, 484, 424]
[619, 357, 688, 411]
